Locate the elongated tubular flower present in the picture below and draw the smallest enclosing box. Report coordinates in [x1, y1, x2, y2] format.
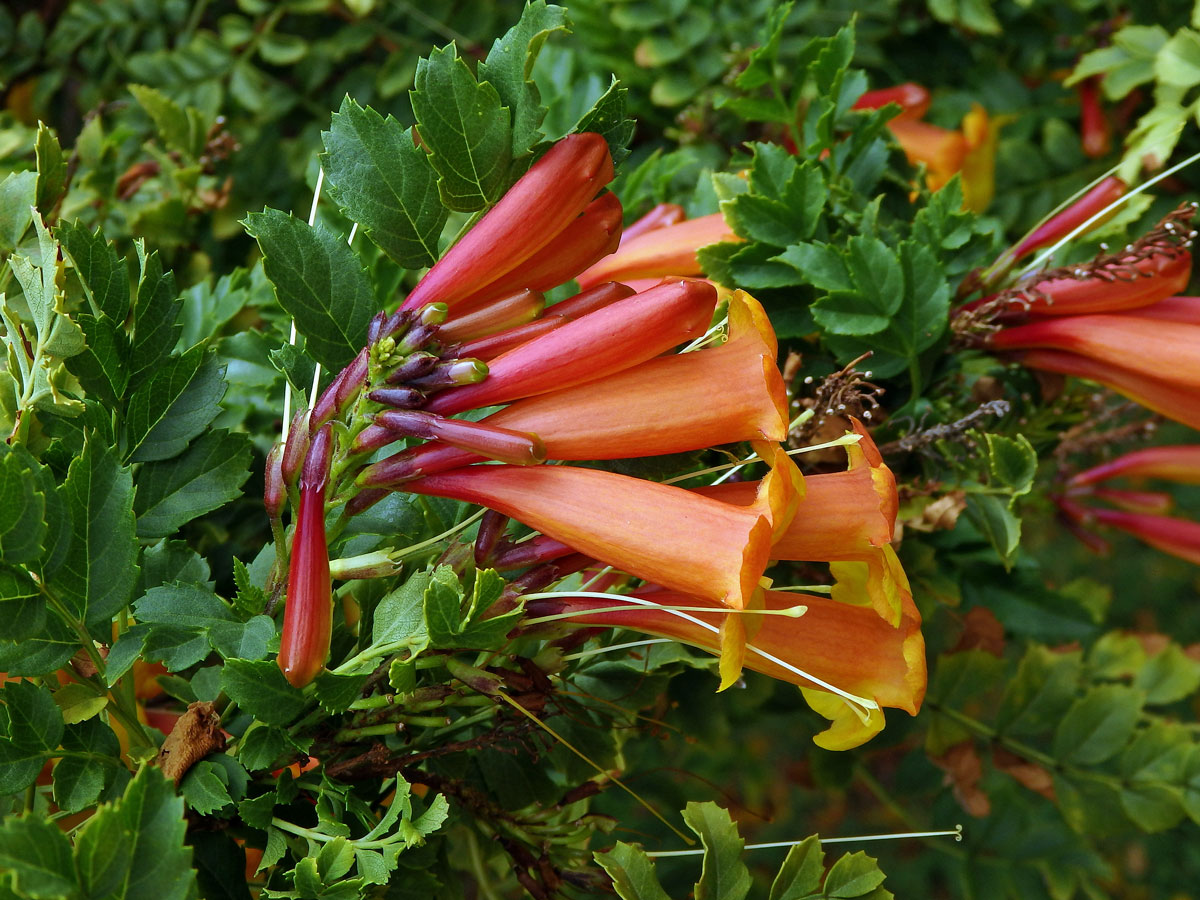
[278, 425, 333, 689]
[448, 193, 623, 311]
[437, 289, 545, 343]
[404, 450, 801, 613]
[400, 133, 614, 313]
[1082, 487, 1174, 515]
[1077, 76, 1111, 159]
[697, 419, 909, 626]
[368, 290, 786, 477]
[621, 203, 686, 241]
[574, 213, 737, 289]
[1116, 295, 1200, 325]
[1017, 348, 1200, 431]
[420, 279, 718, 417]
[527, 586, 925, 749]
[979, 251, 1191, 317]
[1070, 504, 1200, 566]
[989, 316, 1200, 389]
[1070, 445, 1200, 487]
[852, 82, 930, 119]
[1008, 177, 1126, 265]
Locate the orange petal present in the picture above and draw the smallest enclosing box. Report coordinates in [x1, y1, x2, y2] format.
[576, 213, 737, 289]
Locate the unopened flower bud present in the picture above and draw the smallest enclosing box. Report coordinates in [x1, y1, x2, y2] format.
[264, 442, 285, 519]
[281, 408, 311, 486]
[385, 351, 439, 384]
[367, 386, 425, 408]
[409, 358, 489, 390]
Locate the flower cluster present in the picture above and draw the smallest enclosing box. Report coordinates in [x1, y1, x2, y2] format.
[852, 83, 995, 212]
[1057, 445, 1200, 566]
[979, 204, 1199, 429]
[267, 132, 924, 750]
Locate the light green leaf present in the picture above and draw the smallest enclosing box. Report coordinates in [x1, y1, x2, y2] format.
[768, 835, 823, 900]
[824, 850, 888, 898]
[595, 843, 672, 900]
[244, 208, 376, 370]
[52, 682, 108, 725]
[0, 171, 36, 253]
[985, 433, 1037, 497]
[683, 801, 751, 900]
[411, 44, 513, 211]
[74, 766, 196, 900]
[180, 759, 234, 815]
[1156, 28, 1200, 88]
[964, 494, 1021, 570]
[34, 122, 65, 212]
[321, 97, 447, 270]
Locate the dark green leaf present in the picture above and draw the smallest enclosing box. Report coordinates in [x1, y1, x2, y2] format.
[133, 429, 252, 539]
[595, 842, 672, 900]
[1052, 685, 1144, 766]
[181, 759, 234, 815]
[735, 1, 794, 91]
[0, 567, 43, 641]
[125, 347, 226, 462]
[74, 766, 196, 900]
[55, 434, 138, 637]
[128, 242, 182, 387]
[774, 242, 851, 291]
[986, 433, 1037, 497]
[573, 78, 635, 169]
[189, 831, 253, 900]
[0, 444, 47, 566]
[683, 801, 751, 900]
[129, 84, 200, 157]
[313, 672, 367, 714]
[964, 494, 1021, 570]
[67, 313, 129, 404]
[1133, 644, 1200, 705]
[54, 719, 122, 813]
[411, 44, 512, 211]
[321, 97, 447, 270]
[58, 220, 130, 322]
[477, 2, 570, 157]
[244, 208, 375, 370]
[220, 659, 307, 727]
[996, 645, 1082, 737]
[0, 815, 77, 899]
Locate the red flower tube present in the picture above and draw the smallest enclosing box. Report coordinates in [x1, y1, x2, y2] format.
[852, 83, 931, 119]
[403, 449, 801, 613]
[1016, 348, 1200, 431]
[401, 132, 614, 312]
[278, 425, 333, 689]
[575, 213, 736, 289]
[621, 203, 686, 242]
[424, 278, 717, 416]
[1071, 445, 1200, 487]
[989, 315, 1200, 389]
[1010, 176, 1125, 263]
[1085, 507, 1200, 566]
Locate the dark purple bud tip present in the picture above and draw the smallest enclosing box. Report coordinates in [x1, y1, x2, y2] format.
[367, 386, 425, 408]
[386, 351, 439, 384]
[281, 408, 311, 486]
[301, 424, 334, 493]
[366, 310, 387, 344]
[381, 308, 413, 340]
[397, 324, 439, 355]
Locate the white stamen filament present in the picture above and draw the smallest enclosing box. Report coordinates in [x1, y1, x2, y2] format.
[524, 590, 877, 715]
[1020, 146, 1200, 279]
[681, 315, 728, 353]
[643, 825, 963, 857]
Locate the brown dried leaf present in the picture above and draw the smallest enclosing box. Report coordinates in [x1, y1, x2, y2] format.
[155, 701, 226, 786]
[993, 746, 1055, 800]
[931, 741, 990, 817]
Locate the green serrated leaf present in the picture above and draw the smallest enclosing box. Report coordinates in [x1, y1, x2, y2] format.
[964, 494, 1021, 570]
[0, 815, 77, 899]
[129, 84, 199, 158]
[0, 443, 48, 566]
[411, 44, 513, 211]
[67, 313, 130, 404]
[1052, 684, 1144, 766]
[181, 759, 234, 815]
[313, 672, 367, 714]
[125, 347, 226, 462]
[0, 566, 44, 641]
[52, 682, 108, 725]
[128, 241, 182, 387]
[244, 208, 376, 370]
[133, 429, 252, 539]
[996, 645, 1082, 736]
[0, 171, 36, 254]
[1133, 643, 1200, 705]
[595, 842, 673, 900]
[321, 97, 447, 270]
[768, 835, 823, 900]
[985, 433, 1037, 497]
[34, 122, 66, 212]
[824, 850, 888, 898]
[74, 766, 196, 900]
[58, 221, 130, 322]
[55, 433, 139, 637]
[54, 719, 123, 814]
[682, 802, 751, 900]
[477, 2, 571, 157]
[573, 78, 635, 169]
[221, 659, 307, 726]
